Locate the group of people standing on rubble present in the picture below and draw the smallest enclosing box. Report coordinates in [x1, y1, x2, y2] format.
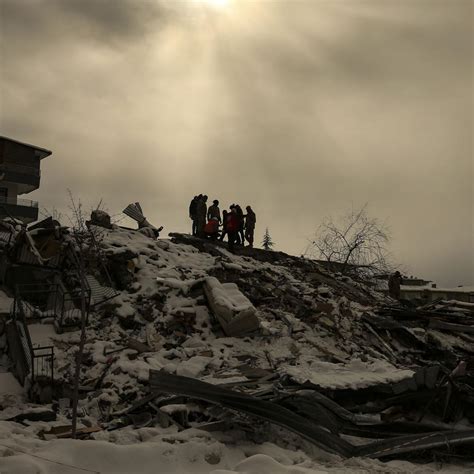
[189, 195, 256, 251]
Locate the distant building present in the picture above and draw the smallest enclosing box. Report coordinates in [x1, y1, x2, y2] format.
[401, 276, 432, 287]
[376, 274, 474, 303]
[400, 285, 474, 303]
[0, 136, 52, 223]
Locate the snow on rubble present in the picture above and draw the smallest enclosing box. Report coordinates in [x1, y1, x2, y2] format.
[280, 359, 413, 390]
[88, 227, 403, 393]
[1, 226, 473, 473]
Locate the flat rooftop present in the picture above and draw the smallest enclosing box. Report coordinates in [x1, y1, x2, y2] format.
[0, 135, 52, 160]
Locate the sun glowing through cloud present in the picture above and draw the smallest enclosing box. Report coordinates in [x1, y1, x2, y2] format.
[192, 0, 231, 10]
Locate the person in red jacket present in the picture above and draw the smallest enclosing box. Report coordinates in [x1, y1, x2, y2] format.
[226, 206, 240, 251]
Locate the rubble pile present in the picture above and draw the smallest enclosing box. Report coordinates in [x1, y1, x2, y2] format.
[1, 222, 474, 467]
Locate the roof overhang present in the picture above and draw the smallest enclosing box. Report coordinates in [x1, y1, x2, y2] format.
[0, 135, 52, 160]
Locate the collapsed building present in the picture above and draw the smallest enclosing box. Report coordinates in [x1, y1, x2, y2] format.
[0, 212, 473, 468]
[0, 216, 118, 400]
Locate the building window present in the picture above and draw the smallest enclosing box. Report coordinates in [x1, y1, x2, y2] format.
[0, 188, 7, 203]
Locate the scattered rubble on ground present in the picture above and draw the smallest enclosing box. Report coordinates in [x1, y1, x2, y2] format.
[0, 217, 473, 472]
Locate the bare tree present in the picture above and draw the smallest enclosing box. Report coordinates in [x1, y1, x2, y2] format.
[308, 204, 393, 276]
[66, 191, 116, 437]
[63, 192, 88, 438]
[39, 206, 63, 222]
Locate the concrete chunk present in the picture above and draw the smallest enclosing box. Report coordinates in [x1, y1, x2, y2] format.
[203, 277, 259, 336]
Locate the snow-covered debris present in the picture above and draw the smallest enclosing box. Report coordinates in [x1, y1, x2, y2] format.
[1, 226, 474, 471]
[280, 359, 414, 390]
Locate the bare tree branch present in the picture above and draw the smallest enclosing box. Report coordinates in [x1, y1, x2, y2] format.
[308, 205, 395, 277]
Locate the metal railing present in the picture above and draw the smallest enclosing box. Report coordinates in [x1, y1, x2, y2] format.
[11, 297, 54, 385]
[14, 244, 62, 267]
[0, 197, 38, 208]
[14, 283, 91, 331]
[32, 345, 54, 382]
[0, 230, 13, 246]
[66, 235, 119, 308]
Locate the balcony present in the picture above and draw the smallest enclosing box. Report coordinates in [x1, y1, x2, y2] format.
[0, 163, 40, 193]
[0, 197, 39, 223]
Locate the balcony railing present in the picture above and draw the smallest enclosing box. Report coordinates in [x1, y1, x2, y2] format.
[0, 163, 40, 177]
[10, 296, 54, 386]
[0, 197, 38, 208]
[14, 283, 91, 332]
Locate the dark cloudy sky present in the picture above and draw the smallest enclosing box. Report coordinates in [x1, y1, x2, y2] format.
[1, 0, 472, 286]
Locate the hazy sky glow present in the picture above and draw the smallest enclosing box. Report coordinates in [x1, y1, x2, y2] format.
[0, 0, 472, 286]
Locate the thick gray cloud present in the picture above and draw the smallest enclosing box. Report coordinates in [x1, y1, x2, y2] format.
[0, 0, 472, 286]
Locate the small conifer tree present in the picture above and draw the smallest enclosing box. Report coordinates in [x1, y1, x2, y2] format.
[262, 228, 274, 250]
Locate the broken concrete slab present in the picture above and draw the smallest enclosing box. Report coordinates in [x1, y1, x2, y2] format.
[127, 337, 152, 354]
[203, 277, 259, 337]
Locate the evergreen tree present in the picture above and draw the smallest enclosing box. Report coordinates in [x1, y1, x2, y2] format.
[262, 228, 274, 250]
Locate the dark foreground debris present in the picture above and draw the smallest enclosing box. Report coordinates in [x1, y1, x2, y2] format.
[149, 370, 474, 460]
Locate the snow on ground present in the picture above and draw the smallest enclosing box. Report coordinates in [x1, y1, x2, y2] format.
[0, 421, 470, 474]
[28, 323, 56, 347]
[0, 373, 23, 395]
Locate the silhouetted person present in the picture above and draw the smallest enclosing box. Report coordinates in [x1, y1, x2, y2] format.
[235, 204, 244, 245]
[388, 271, 402, 300]
[226, 206, 239, 251]
[196, 195, 208, 237]
[207, 199, 221, 224]
[189, 195, 199, 236]
[244, 205, 256, 248]
[220, 209, 228, 242]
